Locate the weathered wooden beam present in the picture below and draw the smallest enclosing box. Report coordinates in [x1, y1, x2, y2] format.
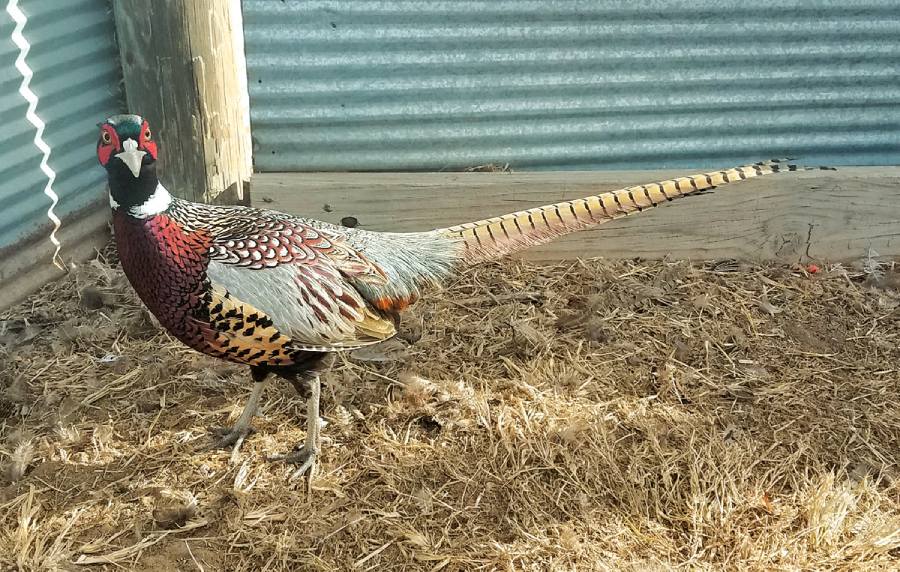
[252, 167, 900, 263]
[113, 0, 252, 204]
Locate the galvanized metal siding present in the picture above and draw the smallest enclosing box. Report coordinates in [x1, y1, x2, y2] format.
[0, 0, 121, 252]
[243, 0, 900, 172]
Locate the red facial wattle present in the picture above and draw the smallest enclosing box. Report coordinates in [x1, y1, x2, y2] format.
[140, 120, 158, 160]
[97, 124, 120, 166]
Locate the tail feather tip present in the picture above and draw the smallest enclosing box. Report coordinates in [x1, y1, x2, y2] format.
[762, 158, 837, 172]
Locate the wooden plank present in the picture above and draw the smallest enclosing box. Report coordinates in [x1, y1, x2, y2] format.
[113, 0, 252, 204]
[252, 167, 900, 262]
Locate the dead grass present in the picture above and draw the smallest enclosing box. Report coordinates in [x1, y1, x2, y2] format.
[1, 247, 899, 571]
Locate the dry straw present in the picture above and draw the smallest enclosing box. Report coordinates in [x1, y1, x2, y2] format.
[0, 246, 898, 570]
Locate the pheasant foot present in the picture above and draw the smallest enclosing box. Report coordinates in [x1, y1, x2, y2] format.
[209, 425, 255, 449]
[269, 444, 317, 480]
[205, 379, 266, 462]
[267, 375, 321, 484]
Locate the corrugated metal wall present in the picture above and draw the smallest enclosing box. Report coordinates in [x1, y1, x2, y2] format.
[0, 1, 121, 255]
[243, 0, 900, 172]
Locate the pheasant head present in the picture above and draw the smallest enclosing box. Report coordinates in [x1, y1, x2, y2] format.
[97, 114, 168, 217]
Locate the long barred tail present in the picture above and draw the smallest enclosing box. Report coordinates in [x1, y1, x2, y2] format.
[436, 159, 835, 262]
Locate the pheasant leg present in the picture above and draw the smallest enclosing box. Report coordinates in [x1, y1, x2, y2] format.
[210, 379, 266, 458]
[268, 375, 321, 480]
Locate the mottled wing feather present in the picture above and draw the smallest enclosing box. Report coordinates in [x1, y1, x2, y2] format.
[208, 216, 387, 285]
[196, 286, 303, 363]
[204, 215, 397, 350]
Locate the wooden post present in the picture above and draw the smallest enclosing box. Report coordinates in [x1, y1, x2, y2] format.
[112, 0, 252, 204]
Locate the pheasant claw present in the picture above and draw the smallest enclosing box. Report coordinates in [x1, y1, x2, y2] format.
[267, 445, 317, 480]
[209, 425, 255, 449]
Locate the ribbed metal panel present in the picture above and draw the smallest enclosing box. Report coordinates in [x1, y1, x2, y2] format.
[0, 0, 121, 252]
[243, 0, 900, 172]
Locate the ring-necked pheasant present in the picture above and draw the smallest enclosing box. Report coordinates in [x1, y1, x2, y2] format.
[97, 114, 832, 478]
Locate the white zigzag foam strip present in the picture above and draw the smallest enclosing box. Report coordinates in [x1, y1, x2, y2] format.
[6, 0, 67, 271]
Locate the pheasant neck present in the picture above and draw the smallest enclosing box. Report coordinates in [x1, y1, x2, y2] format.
[108, 162, 172, 218]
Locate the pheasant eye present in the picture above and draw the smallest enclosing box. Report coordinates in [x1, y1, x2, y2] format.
[101, 131, 112, 144]
[144, 129, 152, 140]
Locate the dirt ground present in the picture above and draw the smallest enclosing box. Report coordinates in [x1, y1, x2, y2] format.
[1, 248, 899, 571]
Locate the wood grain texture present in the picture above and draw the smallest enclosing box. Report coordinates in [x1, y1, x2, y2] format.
[252, 167, 900, 262]
[113, 0, 252, 204]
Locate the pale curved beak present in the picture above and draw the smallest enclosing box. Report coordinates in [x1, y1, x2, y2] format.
[115, 138, 146, 178]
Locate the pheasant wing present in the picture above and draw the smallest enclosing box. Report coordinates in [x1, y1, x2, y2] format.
[204, 215, 396, 351]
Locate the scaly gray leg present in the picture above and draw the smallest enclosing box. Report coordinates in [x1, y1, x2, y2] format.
[210, 378, 267, 462]
[268, 375, 321, 482]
